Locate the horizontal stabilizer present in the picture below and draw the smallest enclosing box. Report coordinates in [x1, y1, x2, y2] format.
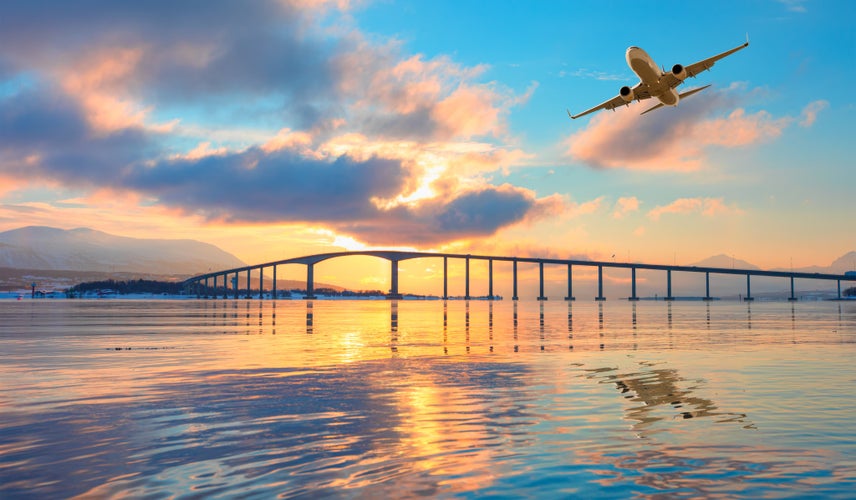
[640, 102, 664, 115]
[640, 85, 712, 115]
[679, 84, 712, 100]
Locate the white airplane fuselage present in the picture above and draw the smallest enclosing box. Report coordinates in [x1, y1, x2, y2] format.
[626, 47, 679, 106]
[568, 38, 748, 119]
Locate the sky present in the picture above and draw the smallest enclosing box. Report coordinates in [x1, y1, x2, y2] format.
[1, 0, 854, 290]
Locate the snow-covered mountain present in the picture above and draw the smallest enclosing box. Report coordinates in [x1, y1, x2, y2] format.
[0, 226, 245, 275]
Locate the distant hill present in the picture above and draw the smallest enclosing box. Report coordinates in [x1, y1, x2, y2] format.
[826, 251, 856, 274]
[0, 226, 245, 275]
[675, 251, 856, 298]
[690, 254, 760, 270]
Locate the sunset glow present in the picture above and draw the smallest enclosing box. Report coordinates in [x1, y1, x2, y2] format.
[1, 0, 853, 279]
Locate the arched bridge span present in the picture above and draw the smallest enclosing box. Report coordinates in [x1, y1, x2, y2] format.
[184, 250, 856, 301]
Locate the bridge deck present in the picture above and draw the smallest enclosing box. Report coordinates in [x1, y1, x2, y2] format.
[184, 250, 856, 301]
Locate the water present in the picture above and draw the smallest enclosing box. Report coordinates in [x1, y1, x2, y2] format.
[1, 299, 855, 498]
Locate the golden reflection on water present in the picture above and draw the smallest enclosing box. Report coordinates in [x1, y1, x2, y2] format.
[1, 299, 855, 498]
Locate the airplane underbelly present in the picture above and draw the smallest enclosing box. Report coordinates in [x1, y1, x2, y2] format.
[629, 58, 660, 84]
[658, 88, 679, 106]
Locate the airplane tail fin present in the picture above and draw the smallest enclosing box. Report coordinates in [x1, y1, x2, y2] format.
[640, 85, 712, 115]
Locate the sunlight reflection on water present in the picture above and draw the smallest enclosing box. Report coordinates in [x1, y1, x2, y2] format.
[1, 299, 855, 498]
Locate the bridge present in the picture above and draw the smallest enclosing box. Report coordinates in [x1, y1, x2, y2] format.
[184, 251, 856, 301]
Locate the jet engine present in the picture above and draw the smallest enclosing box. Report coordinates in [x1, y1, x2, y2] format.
[619, 86, 634, 102]
[671, 64, 687, 81]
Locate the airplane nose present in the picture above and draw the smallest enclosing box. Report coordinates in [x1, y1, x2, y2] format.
[625, 46, 647, 65]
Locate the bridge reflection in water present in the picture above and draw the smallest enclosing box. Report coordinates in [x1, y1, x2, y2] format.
[192, 299, 846, 354]
[185, 251, 855, 302]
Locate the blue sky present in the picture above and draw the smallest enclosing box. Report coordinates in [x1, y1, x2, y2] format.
[0, 0, 853, 278]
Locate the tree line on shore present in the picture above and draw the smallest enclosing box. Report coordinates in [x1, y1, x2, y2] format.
[66, 279, 390, 298]
[67, 279, 185, 296]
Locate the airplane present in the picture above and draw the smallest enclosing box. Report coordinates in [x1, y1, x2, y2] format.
[567, 37, 749, 119]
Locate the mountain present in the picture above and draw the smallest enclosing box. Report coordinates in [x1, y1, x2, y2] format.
[829, 251, 856, 274]
[676, 252, 855, 298]
[690, 254, 760, 270]
[0, 226, 245, 276]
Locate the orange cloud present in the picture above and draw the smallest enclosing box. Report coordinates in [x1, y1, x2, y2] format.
[0, 175, 27, 197]
[572, 196, 605, 216]
[261, 128, 315, 154]
[647, 197, 743, 220]
[613, 196, 639, 218]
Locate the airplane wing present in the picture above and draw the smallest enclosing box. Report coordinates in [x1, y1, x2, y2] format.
[683, 38, 749, 79]
[568, 82, 652, 119]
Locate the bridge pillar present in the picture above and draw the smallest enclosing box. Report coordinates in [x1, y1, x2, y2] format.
[537, 261, 547, 300]
[304, 263, 316, 299]
[629, 267, 639, 301]
[204, 277, 209, 298]
[246, 269, 251, 299]
[744, 274, 754, 301]
[665, 269, 674, 301]
[465, 256, 471, 300]
[388, 259, 403, 299]
[259, 267, 264, 299]
[233, 273, 239, 299]
[595, 265, 605, 301]
[272, 265, 277, 300]
[512, 259, 519, 301]
[565, 263, 575, 301]
[704, 272, 713, 301]
[488, 259, 494, 300]
[838, 280, 841, 300]
[443, 257, 448, 300]
[788, 276, 797, 301]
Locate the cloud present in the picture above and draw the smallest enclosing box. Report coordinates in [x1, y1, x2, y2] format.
[568, 68, 628, 81]
[0, 0, 559, 248]
[613, 196, 639, 218]
[565, 87, 792, 172]
[776, 0, 808, 13]
[0, 84, 558, 246]
[0, 0, 345, 131]
[341, 48, 527, 141]
[571, 196, 605, 216]
[647, 197, 743, 220]
[799, 100, 828, 127]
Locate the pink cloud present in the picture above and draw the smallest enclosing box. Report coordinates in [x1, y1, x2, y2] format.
[799, 100, 828, 127]
[433, 85, 502, 138]
[565, 88, 792, 172]
[647, 197, 743, 220]
[336, 42, 525, 141]
[58, 47, 152, 133]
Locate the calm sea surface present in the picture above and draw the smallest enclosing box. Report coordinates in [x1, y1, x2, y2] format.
[1, 299, 855, 498]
